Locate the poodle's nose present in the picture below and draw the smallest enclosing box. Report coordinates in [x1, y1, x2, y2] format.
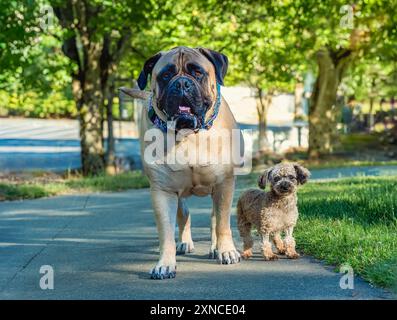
[280, 181, 291, 191]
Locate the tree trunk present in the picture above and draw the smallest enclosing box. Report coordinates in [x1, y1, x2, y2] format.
[78, 42, 105, 175]
[256, 88, 273, 153]
[53, 1, 131, 176]
[294, 82, 304, 120]
[368, 78, 376, 131]
[105, 81, 116, 175]
[308, 48, 352, 159]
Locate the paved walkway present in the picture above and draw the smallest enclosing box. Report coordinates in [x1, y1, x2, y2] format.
[310, 165, 397, 180]
[0, 186, 393, 299]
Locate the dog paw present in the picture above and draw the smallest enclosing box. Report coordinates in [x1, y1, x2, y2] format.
[176, 241, 195, 255]
[149, 265, 177, 280]
[286, 252, 300, 259]
[208, 248, 218, 259]
[241, 249, 253, 260]
[217, 250, 241, 265]
[263, 254, 278, 261]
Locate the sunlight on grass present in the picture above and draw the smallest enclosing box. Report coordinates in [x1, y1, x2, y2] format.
[0, 171, 150, 201]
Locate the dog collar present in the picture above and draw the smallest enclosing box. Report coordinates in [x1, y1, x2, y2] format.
[146, 83, 221, 133]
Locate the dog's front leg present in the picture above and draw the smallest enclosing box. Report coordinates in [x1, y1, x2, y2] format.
[261, 233, 278, 261]
[150, 189, 178, 279]
[212, 177, 241, 264]
[284, 226, 300, 259]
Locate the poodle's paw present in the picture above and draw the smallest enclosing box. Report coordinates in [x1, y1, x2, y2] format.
[263, 253, 279, 261]
[241, 249, 253, 260]
[286, 252, 300, 259]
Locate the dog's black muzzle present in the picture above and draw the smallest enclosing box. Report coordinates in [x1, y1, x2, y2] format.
[277, 181, 294, 194]
[160, 76, 205, 131]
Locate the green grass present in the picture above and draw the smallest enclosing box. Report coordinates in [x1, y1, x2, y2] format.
[0, 171, 150, 201]
[337, 133, 381, 152]
[304, 160, 397, 170]
[239, 175, 397, 291]
[296, 177, 397, 290]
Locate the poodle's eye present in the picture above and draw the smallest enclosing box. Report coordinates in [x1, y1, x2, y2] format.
[273, 177, 281, 182]
[289, 175, 296, 180]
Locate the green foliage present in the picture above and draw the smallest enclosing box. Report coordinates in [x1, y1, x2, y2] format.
[65, 171, 150, 191]
[0, 171, 150, 201]
[0, 0, 39, 72]
[1, 0, 397, 120]
[0, 89, 76, 118]
[0, 183, 59, 200]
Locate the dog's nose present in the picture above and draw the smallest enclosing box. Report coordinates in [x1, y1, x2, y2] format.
[174, 77, 192, 92]
[280, 181, 290, 190]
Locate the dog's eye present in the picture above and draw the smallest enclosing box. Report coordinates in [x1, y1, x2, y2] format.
[273, 177, 281, 182]
[191, 70, 203, 79]
[289, 175, 296, 180]
[162, 72, 171, 81]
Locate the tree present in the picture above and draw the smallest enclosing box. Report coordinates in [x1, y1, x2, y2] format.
[0, 1, 37, 74]
[50, 0, 152, 175]
[0, 1, 74, 118]
[209, 1, 301, 153]
[281, 0, 397, 158]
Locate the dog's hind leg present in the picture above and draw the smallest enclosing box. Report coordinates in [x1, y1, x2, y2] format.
[176, 198, 195, 255]
[208, 208, 218, 259]
[272, 232, 286, 254]
[237, 202, 253, 259]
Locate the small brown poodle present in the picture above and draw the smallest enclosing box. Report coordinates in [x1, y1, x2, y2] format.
[237, 163, 310, 261]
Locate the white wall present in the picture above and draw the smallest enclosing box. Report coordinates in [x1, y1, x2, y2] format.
[222, 86, 308, 153]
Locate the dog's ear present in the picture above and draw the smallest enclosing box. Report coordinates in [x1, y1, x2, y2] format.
[294, 163, 310, 185]
[197, 47, 228, 85]
[137, 52, 162, 90]
[258, 168, 273, 190]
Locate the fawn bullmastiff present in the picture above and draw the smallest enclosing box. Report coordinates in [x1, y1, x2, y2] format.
[135, 46, 243, 279]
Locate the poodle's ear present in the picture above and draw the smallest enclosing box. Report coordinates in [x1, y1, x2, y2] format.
[258, 168, 273, 190]
[137, 52, 162, 90]
[294, 163, 310, 185]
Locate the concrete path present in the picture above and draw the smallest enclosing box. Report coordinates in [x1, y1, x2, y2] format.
[310, 165, 397, 180]
[0, 186, 393, 300]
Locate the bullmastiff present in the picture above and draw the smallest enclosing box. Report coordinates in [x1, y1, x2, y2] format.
[135, 46, 243, 279]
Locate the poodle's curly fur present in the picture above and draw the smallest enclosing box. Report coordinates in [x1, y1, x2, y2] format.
[237, 163, 310, 260]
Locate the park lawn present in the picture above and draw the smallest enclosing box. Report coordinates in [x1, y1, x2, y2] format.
[239, 175, 397, 291]
[303, 159, 397, 170]
[295, 176, 397, 291]
[0, 171, 150, 201]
